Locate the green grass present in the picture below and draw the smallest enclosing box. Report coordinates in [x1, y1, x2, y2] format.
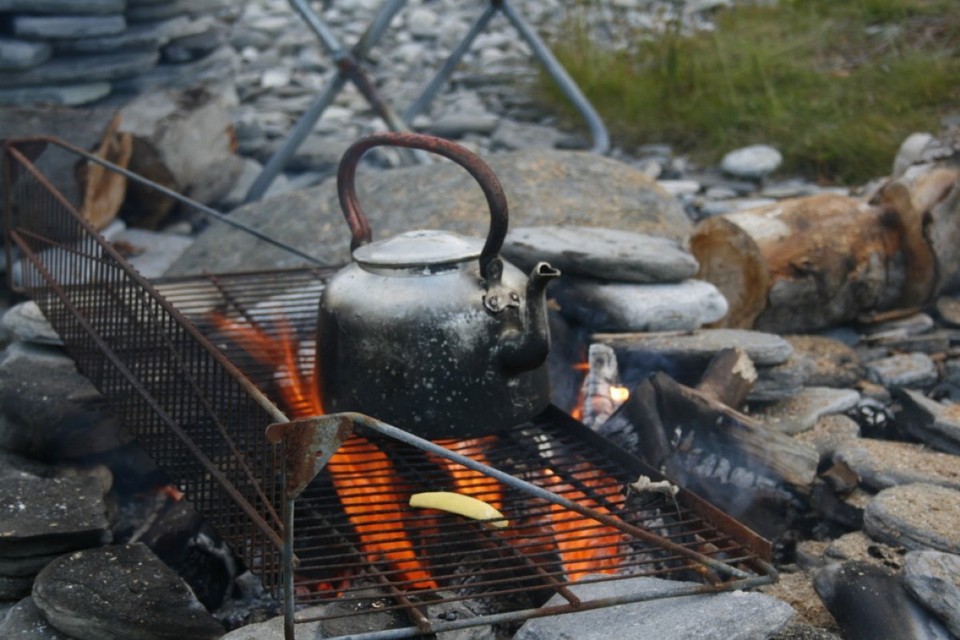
[541, 0, 960, 184]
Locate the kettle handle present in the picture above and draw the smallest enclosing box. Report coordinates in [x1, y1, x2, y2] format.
[337, 132, 508, 279]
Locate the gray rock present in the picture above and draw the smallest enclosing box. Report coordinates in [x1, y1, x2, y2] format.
[903, 550, 960, 638]
[893, 388, 960, 455]
[1, 301, 61, 345]
[219, 611, 322, 640]
[595, 328, 794, 366]
[894, 132, 937, 177]
[0, 574, 36, 600]
[12, 16, 127, 40]
[0, 51, 159, 87]
[864, 484, 960, 554]
[784, 334, 864, 387]
[513, 575, 794, 640]
[167, 148, 692, 275]
[0, 596, 73, 639]
[553, 278, 728, 332]
[720, 144, 783, 179]
[861, 311, 935, 339]
[866, 352, 938, 388]
[749, 354, 814, 402]
[126, 0, 232, 22]
[107, 229, 194, 279]
[0, 83, 112, 106]
[833, 439, 960, 492]
[753, 387, 861, 435]
[110, 43, 236, 95]
[813, 561, 952, 640]
[0, 38, 51, 72]
[33, 543, 225, 640]
[162, 18, 227, 63]
[502, 225, 699, 284]
[53, 18, 188, 54]
[824, 530, 906, 569]
[0, 550, 67, 578]
[490, 119, 565, 151]
[426, 113, 500, 138]
[0, 475, 109, 558]
[0, 0, 123, 12]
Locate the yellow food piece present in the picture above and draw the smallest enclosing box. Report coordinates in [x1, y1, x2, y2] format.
[409, 491, 508, 528]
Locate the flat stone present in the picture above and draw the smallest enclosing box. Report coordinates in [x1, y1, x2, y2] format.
[792, 414, 861, 462]
[502, 225, 699, 284]
[824, 530, 906, 570]
[1, 301, 62, 345]
[903, 550, 960, 638]
[0, 83, 112, 106]
[753, 387, 861, 435]
[864, 484, 960, 554]
[894, 388, 960, 455]
[53, 18, 188, 54]
[167, 148, 692, 275]
[749, 354, 814, 402]
[0, 574, 36, 600]
[866, 352, 938, 389]
[936, 295, 960, 327]
[108, 229, 194, 279]
[0, 38, 51, 71]
[813, 561, 952, 640]
[596, 328, 794, 367]
[513, 575, 794, 640]
[784, 334, 864, 387]
[12, 16, 127, 40]
[0, 549, 66, 577]
[426, 113, 500, 138]
[126, 0, 232, 22]
[861, 311, 935, 339]
[0, 475, 109, 557]
[0, 0, 123, 12]
[553, 278, 728, 332]
[833, 438, 960, 491]
[0, 341, 130, 459]
[161, 18, 226, 63]
[0, 596, 73, 639]
[721, 144, 783, 179]
[0, 51, 159, 87]
[33, 543, 225, 640]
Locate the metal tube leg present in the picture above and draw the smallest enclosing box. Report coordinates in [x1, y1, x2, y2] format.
[500, 0, 609, 154]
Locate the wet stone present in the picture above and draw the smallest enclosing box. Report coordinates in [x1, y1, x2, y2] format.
[813, 561, 952, 640]
[864, 484, 960, 554]
[33, 543, 225, 640]
[0, 596, 73, 639]
[833, 438, 960, 492]
[903, 550, 960, 638]
[865, 352, 938, 389]
[503, 225, 699, 284]
[752, 387, 861, 435]
[552, 278, 728, 332]
[0, 475, 109, 558]
[513, 575, 794, 640]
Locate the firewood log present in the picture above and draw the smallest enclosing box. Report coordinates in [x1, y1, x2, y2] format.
[691, 194, 925, 333]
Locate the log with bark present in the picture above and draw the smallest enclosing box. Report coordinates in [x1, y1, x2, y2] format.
[599, 350, 819, 539]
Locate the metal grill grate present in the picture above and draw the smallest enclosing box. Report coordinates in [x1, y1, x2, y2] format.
[3, 137, 776, 638]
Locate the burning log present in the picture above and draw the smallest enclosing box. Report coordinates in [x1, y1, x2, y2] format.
[690, 193, 930, 333]
[599, 352, 818, 538]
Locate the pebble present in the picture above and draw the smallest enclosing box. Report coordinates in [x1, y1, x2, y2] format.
[903, 550, 960, 638]
[864, 483, 960, 554]
[720, 144, 783, 180]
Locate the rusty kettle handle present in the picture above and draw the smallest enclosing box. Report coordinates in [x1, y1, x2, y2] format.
[337, 132, 508, 279]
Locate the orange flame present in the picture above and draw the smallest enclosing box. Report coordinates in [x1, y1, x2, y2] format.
[211, 314, 436, 590]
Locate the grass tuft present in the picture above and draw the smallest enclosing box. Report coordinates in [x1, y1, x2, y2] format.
[541, 0, 960, 184]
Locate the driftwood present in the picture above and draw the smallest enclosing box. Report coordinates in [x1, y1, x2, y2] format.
[599, 352, 818, 537]
[691, 194, 917, 333]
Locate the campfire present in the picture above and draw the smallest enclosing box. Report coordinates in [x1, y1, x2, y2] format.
[3, 136, 776, 638]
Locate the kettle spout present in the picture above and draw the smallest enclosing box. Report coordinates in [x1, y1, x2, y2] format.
[498, 262, 561, 371]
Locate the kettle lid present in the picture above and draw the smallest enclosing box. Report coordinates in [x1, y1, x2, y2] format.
[353, 229, 483, 269]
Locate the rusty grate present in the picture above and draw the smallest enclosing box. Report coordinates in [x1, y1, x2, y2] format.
[3, 137, 776, 638]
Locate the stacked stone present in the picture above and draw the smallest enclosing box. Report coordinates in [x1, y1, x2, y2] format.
[0, 0, 240, 107]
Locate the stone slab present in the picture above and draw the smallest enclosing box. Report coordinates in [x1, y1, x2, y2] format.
[0, 0, 123, 12]
[53, 18, 189, 54]
[864, 484, 960, 554]
[903, 550, 960, 638]
[0, 38, 51, 71]
[0, 51, 158, 87]
[553, 278, 728, 332]
[833, 438, 960, 492]
[865, 352, 938, 389]
[894, 388, 960, 455]
[0, 475, 109, 557]
[33, 543, 225, 640]
[754, 387, 861, 435]
[594, 328, 794, 366]
[0, 596, 73, 639]
[503, 225, 699, 284]
[513, 576, 794, 640]
[12, 16, 127, 40]
[0, 83, 112, 107]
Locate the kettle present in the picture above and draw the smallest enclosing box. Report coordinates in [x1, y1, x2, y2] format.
[316, 132, 560, 439]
